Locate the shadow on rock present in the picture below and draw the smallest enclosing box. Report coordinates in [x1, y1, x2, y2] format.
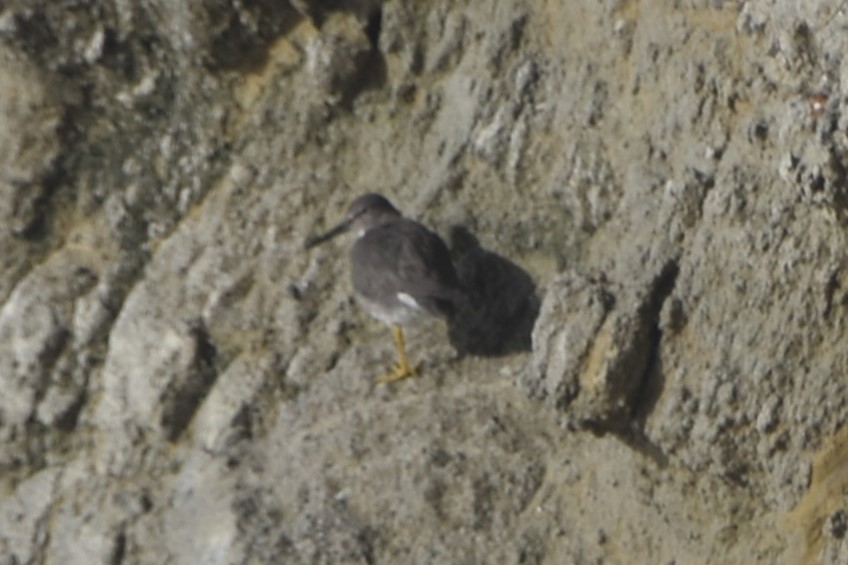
[447, 226, 540, 357]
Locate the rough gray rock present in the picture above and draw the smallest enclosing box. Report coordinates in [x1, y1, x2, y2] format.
[3, 0, 848, 563]
[0, 47, 61, 239]
[527, 269, 664, 431]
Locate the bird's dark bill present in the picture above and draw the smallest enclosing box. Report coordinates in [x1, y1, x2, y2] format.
[304, 219, 350, 249]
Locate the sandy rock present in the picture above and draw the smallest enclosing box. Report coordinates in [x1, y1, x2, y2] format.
[0, 468, 59, 564]
[528, 263, 676, 431]
[305, 12, 374, 103]
[0, 252, 99, 464]
[4, 0, 848, 563]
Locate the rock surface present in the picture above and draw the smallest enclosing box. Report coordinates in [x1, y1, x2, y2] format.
[2, 0, 848, 563]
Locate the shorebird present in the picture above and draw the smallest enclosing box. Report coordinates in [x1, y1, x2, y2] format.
[306, 193, 462, 382]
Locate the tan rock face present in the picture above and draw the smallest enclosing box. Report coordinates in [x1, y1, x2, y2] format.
[2, 0, 848, 563]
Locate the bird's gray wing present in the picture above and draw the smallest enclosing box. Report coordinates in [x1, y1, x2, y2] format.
[352, 220, 461, 318]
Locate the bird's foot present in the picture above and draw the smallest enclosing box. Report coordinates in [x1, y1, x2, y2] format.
[374, 361, 418, 384]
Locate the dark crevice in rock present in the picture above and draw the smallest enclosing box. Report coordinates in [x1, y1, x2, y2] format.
[9, 180, 48, 240]
[823, 270, 840, 320]
[160, 322, 220, 442]
[617, 259, 680, 462]
[24, 322, 72, 428]
[574, 260, 680, 464]
[11, 93, 70, 243]
[827, 146, 848, 222]
[356, 525, 378, 565]
[99, 253, 149, 332]
[690, 168, 716, 226]
[37, 325, 71, 390]
[229, 404, 256, 445]
[52, 388, 87, 432]
[575, 260, 677, 438]
[9, 10, 57, 59]
[109, 530, 126, 565]
[364, 6, 382, 50]
[630, 259, 679, 421]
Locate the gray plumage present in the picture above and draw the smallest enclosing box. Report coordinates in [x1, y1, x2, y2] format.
[351, 217, 461, 325]
[305, 192, 462, 382]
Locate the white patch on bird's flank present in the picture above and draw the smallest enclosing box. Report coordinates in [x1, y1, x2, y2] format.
[397, 292, 422, 311]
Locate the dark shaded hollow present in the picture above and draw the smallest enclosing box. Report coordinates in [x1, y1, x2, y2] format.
[447, 225, 540, 357]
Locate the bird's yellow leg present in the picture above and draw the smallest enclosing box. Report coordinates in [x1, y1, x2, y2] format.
[375, 325, 418, 383]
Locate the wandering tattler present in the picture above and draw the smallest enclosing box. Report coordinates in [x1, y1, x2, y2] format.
[305, 193, 462, 383]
